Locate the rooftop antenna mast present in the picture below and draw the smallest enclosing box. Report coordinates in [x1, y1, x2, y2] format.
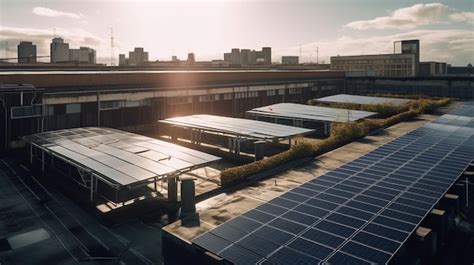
[108, 27, 115, 66]
[5, 41, 9, 59]
[316, 46, 319, 64]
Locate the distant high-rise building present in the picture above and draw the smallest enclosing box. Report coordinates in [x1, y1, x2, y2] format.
[240, 49, 250, 65]
[172, 55, 178, 62]
[224, 52, 231, 63]
[17, 41, 37, 63]
[249, 50, 257, 65]
[69, 47, 96, 64]
[231, 48, 240, 65]
[282, 56, 299, 65]
[119, 54, 126, 66]
[50, 38, 70, 63]
[187, 53, 195, 63]
[262, 47, 272, 65]
[128, 47, 149, 66]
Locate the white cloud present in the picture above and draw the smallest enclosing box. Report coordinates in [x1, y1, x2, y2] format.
[0, 26, 106, 62]
[345, 3, 471, 30]
[32, 7, 83, 19]
[449, 12, 474, 24]
[275, 29, 474, 66]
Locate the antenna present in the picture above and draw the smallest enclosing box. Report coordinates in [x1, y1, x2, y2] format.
[5, 41, 9, 61]
[316, 46, 319, 64]
[108, 27, 115, 66]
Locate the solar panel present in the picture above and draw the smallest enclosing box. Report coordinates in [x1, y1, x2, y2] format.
[23, 127, 220, 187]
[315, 94, 411, 106]
[159, 114, 313, 140]
[246, 103, 376, 123]
[192, 101, 474, 264]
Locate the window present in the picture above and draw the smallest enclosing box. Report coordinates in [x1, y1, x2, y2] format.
[100, 100, 124, 110]
[66, 103, 81, 114]
[223, 93, 233, 100]
[289, 88, 302, 95]
[169, 96, 191, 105]
[266, 90, 276, 96]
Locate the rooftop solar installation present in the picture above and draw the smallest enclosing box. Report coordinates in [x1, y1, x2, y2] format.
[192, 101, 474, 264]
[159, 114, 314, 140]
[315, 94, 411, 106]
[247, 103, 377, 123]
[23, 127, 220, 187]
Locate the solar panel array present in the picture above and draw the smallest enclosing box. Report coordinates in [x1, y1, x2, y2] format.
[23, 127, 220, 186]
[192, 102, 474, 264]
[247, 103, 376, 123]
[315, 94, 411, 106]
[160, 114, 313, 140]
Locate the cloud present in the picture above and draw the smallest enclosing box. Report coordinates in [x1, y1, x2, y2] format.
[345, 3, 471, 30]
[275, 29, 474, 66]
[32, 7, 83, 19]
[449, 12, 474, 24]
[0, 26, 105, 62]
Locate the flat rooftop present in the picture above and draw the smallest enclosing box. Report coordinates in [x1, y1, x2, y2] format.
[23, 127, 220, 187]
[191, 102, 474, 264]
[159, 114, 314, 141]
[315, 94, 411, 106]
[247, 103, 377, 123]
[162, 102, 468, 264]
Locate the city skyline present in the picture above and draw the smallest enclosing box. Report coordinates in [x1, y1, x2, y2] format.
[0, 0, 473, 65]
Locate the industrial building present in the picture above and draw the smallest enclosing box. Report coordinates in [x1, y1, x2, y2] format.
[17, 41, 37, 64]
[419, 61, 447, 76]
[331, 40, 421, 77]
[0, 70, 345, 152]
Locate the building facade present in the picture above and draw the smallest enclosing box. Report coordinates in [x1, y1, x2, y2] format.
[419, 62, 447, 76]
[128, 47, 149, 66]
[230, 48, 240, 65]
[69, 47, 96, 64]
[50, 38, 70, 63]
[330, 40, 420, 77]
[262, 47, 272, 65]
[17, 41, 37, 64]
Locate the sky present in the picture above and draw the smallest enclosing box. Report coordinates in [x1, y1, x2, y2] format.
[0, 0, 473, 65]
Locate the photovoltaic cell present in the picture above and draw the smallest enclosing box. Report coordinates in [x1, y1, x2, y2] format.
[192, 101, 474, 264]
[247, 103, 376, 123]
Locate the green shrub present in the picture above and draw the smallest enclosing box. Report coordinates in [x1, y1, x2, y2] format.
[220, 141, 314, 186]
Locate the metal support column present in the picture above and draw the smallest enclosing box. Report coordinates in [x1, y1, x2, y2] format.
[90, 175, 95, 201]
[30, 144, 33, 163]
[41, 150, 44, 172]
[168, 177, 178, 204]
